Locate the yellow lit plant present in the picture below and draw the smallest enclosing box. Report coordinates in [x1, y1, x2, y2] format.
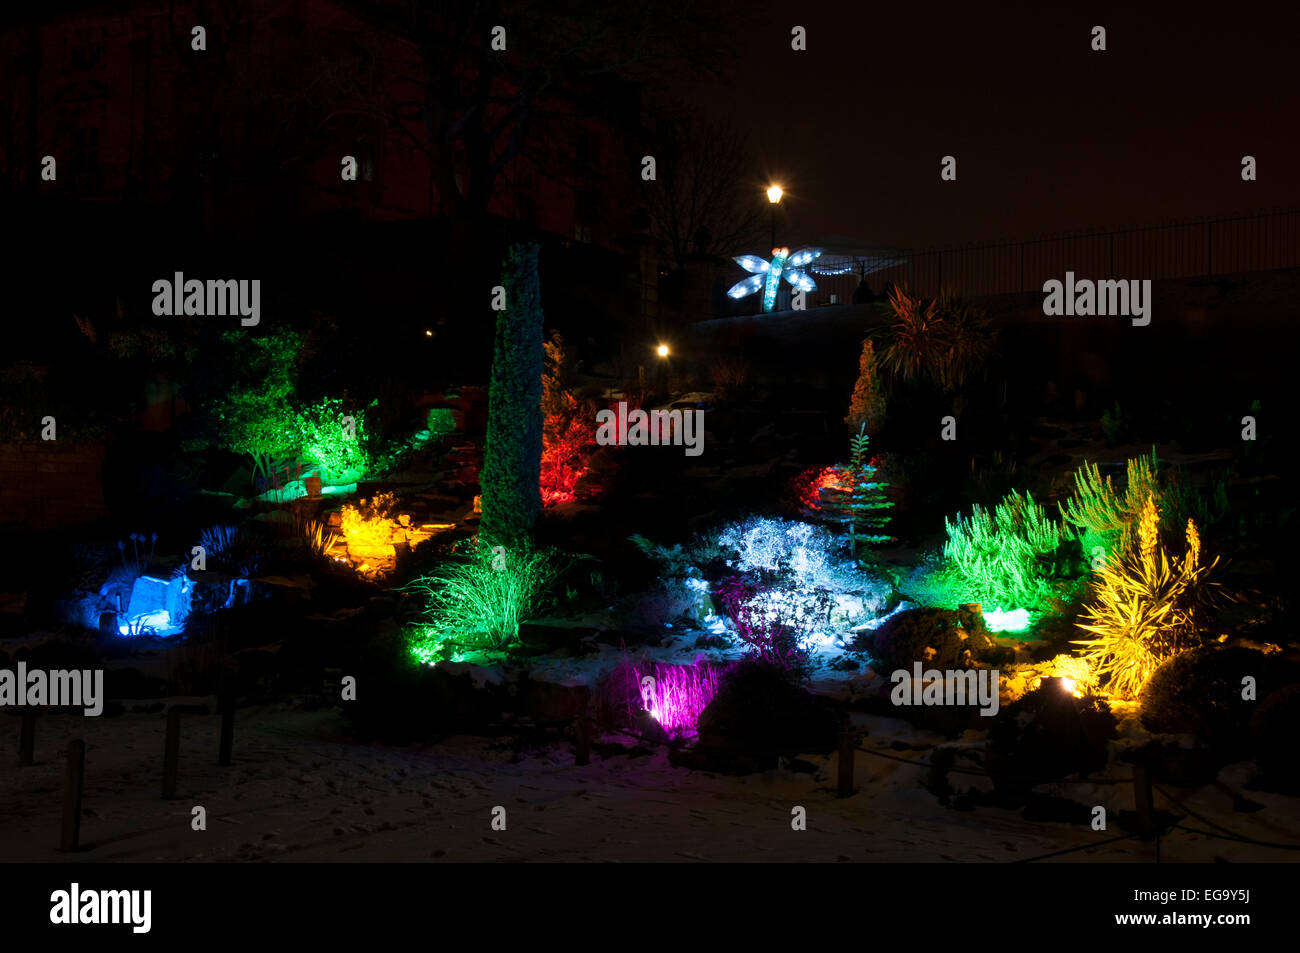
[340, 491, 400, 550]
[1072, 495, 1217, 699]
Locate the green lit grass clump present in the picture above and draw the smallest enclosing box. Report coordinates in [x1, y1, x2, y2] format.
[403, 541, 567, 653]
[943, 489, 1061, 608]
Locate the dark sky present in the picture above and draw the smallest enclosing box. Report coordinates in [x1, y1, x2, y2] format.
[697, 2, 1300, 250]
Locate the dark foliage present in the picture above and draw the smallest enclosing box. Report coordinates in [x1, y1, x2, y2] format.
[1141, 646, 1300, 746]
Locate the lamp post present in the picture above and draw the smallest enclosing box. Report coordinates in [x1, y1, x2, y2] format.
[766, 184, 783, 250]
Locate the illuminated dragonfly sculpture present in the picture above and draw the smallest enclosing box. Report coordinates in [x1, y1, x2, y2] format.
[727, 247, 824, 312]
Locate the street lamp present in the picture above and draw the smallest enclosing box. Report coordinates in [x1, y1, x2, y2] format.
[766, 185, 783, 249]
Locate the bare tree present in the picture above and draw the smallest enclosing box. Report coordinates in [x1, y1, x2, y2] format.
[643, 108, 768, 273]
[310, 0, 733, 227]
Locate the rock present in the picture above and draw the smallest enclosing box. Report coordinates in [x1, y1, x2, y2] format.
[986, 686, 1117, 797]
[859, 606, 1003, 673]
[686, 659, 846, 774]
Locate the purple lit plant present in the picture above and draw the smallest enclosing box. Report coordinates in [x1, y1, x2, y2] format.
[629, 657, 726, 740]
[715, 576, 832, 676]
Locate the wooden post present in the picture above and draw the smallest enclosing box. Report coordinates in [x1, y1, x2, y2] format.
[60, 739, 85, 851]
[162, 707, 181, 800]
[575, 708, 590, 766]
[1133, 761, 1155, 838]
[218, 684, 234, 767]
[18, 708, 36, 766]
[837, 729, 855, 798]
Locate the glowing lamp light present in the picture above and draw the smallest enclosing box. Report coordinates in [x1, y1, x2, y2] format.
[424, 329, 433, 337]
[657, 343, 670, 357]
[766, 185, 783, 204]
[1036, 675, 1084, 699]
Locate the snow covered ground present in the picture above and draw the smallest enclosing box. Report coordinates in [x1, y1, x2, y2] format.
[3, 703, 1295, 863]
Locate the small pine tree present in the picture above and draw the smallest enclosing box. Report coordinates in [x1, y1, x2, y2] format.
[846, 338, 886, 435]
[846, 424, 894, 550]
[481, 244, 544, 545]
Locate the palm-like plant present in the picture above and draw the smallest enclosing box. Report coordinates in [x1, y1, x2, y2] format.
[875, 284, 939, 385]
[875, 284, 992, 391]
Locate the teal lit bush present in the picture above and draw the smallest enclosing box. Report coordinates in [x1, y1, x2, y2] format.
[403, 540, 567, 650]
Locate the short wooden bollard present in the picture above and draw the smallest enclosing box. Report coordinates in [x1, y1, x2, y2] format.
[218, 685, 235, 767]
[162, 707, 181, 800]
[837, 729, 855, 798]
[1132, 761, 1155, 838]
[574, 711, 590, 766]
[60, 739, 85, 851]
[19, 708, 36, 766]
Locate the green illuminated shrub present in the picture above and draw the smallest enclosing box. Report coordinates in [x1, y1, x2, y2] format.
[403, 541, 566, 649]
[297, 397, 372, 480]
[943, 490, 1061, 608]
[200, 328, 303, 478]
[426, 407, 457, 439]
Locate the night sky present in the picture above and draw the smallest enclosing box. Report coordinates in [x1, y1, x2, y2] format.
[699, 3, 1300, 249]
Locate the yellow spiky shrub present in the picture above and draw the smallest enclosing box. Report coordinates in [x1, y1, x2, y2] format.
[1072, 494, 1216, 699]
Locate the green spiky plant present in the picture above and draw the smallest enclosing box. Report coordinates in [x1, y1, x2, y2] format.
[296, 396, 374, 481]
[845, 424, 894, 550]
[943, 489, 1061, 608]
[1072, 495, 1218, 699]
[402, 540, 567, 652]
[480, 244, 545, 546]
[1060, 449, 1161, 558]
